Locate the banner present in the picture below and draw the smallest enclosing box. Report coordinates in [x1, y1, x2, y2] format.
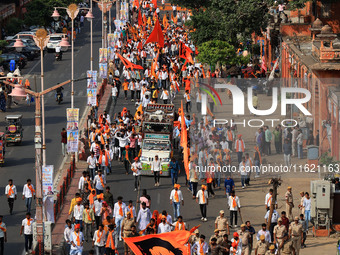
[108, 47, 115, 61]
[87, 89, 97, 106]
[87, 70, 98, 89]
[66, 108, 79, 153]
[42, 165, 53, 195]
[107, 34, 115, 48]
[99, 63, 107, 79]
[99, 48, 108, 63]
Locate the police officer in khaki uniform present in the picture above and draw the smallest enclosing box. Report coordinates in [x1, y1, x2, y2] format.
[209, 229, 223, 245]
[189, 229, 200, 246]
[274, 217, 287, 248]
[265, 244, 276, 255]
[254, 235, 269, 255]
[237, 224, 250, 255]
[279, 233, 296, 255]
[122, 211, 135, 255]
[289, 216, 303, 255]
[215, 210, 230, 237]
[285, 186, 294, 221]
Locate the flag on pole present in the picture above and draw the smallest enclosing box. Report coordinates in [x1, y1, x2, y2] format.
[144, 19, 164, 48]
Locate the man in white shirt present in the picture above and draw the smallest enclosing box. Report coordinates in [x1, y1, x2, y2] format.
[131, 157, 142, 191]
[72, 198, 84, 231]
[87, 152, 97, 181]
[22, 179, 35, 214]
[157, 215, 171, 233]
[265, 188, 278, 211]
[5, 179, 17, 215]
[256, 223, 271, 243]
[111, 84, 118, 107]
[303, 192, 311, 228]
[113, 196, 126, 241]
[151, 155, 161, 186]
[64, 219, 74, 254]
[20, 212, 34, 255]
[228, 191, 241, 228]
[264, 209, 279, 242]
[94, 194, 103, 229]
[170, 184, 184, 219]
[192, 235, 209, 255]
[70, 224, 84, 254]
[78, 171, 88, 192]
[93, 169, 106, 194]
[160, 88, 169, 104]
[92, 224, 106, 254]
[196, 185, 208, 221]
[137, 202, 152, 232]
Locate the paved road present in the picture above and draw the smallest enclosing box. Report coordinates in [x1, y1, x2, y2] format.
[0, 7, 103, 254]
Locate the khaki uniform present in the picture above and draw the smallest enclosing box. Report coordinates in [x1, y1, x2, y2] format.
[254, 240, 269, 255]
[289, 222, 302, 255]
[281, 240, 294, 254]
[215, 216, 229, 236]
[237, 230, 250, 255]
[122, 218, 135, 253]
[209, 234, 223, 245]
[273, 224, 287, 246]
[265, 251, 275, 255]
[300, 196, 305, 215]
[189, 235, 200, 245]
[285, 191, 294, 220]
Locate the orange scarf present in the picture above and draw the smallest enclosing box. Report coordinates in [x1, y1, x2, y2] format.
[236, 139, 244, 152]
[87, 180, 92, 190]
[199, 240, 204, 255]
[28, 184, 35, 195]
[202, 190, 206, 203]
[254, 146, 262, 164]
[74, 231, 80, 246]
[125, 150, 129, 161]
[174, 190, 179, 202]
[27, 218, 33, 226]
[175, 221, 185, 230]
[0, 223, 6, 232]
[186, 94, 190, 101]
[227, 131, 233, 141]
[267, 195, 272, 206]
[8, 185, 14, 196]
[97, 230, 104, 243]
[232, 196, 237, 208]
[99, 176, 105, 188]
[89, 193, 95, 205]
[86, 209, 92, 221]
[99, 151, 109, 166]
[119, 203, 124, 216]
[106, 231, 116, 249]
[128, 206, 134, 217]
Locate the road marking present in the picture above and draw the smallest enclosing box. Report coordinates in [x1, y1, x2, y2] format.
[25, 59, 41, 76]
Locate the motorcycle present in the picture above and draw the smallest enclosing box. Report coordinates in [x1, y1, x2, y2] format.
[56, 92, 63, 104]
[55, 52, 62, 61]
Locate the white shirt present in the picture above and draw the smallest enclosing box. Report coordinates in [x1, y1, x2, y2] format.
[113, 202, 126, 219]
[131, 162, 142, 176]
[73, 204, 84, 220]
[22, 218, 34, 235]
[125, 206, 136, 218]
[303, 198, 311, 210]
[93, 230, 106, 247]
[23, 184, 35, 198]
[151, 160, 161, 171]
[170, 189, 183, 202]
[64, 226, 74, 244]
[70, 231, 84, 250]
[87, 156, 97, 168]
[93, 175, 106, 190]
[78, 176, 86, 190]
[160, 90, 169, 100]
[137, 208, 152, 231]
[55, 46, 61, 53]
[239, 162, 248, 176]
[220, 141, 229, 150]
[157, 222, 171, 233]
[171, 221, 186, 230]
[192, 241, 209, 254]
[256, 229, 271, 242]
[0, 222, 6, 238]
[228, 195, 241, 211]
[264, 209, 279, 223]
[94, 200, 103, 216]
[112, 86, 118, 97]
[5, 184, 17, 198]
[230, 238, 242, 255]
[196, 190, 208, 204]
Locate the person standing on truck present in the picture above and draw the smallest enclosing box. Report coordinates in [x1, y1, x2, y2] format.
[151, 155, 161, 186]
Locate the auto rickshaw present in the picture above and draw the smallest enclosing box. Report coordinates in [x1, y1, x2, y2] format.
[0, 132, 5, 166]
[5, 114, 23, 145]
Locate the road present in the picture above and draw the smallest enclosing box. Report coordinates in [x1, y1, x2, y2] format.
[0, 7, 102, 254]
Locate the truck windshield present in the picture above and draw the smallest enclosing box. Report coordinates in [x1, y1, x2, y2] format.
[143, 123, 171, 133]
[143, 140, 170, 151]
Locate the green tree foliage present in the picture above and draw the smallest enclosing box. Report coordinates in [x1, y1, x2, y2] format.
[5, 17, 23, 35]
[24, 0, 81, 27]
[197, 40, 250, 67]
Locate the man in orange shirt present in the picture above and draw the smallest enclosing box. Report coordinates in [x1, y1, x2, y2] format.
[122, 79, 129, 100]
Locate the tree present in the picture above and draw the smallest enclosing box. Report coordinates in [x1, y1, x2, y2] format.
[170, 0, 211, 10]
[5, 17, 23, 36]
[197, 40, 250, 68]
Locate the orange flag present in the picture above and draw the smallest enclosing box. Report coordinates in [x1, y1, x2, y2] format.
[163, 15, 168, 28]
[134, 104, 143, 119]
[117, 53, 144, 70]
[124, 229, 198, 255]
[151, 50, 159, 80]
[152, 0, 157, 9]
[180, 101, 189, 180]
[142, 13, 147, 25]
[138, 9, 142, 26]
[144, 19, 164, 48]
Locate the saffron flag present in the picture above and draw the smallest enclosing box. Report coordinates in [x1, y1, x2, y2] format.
[138, 9, 142, 26]
[179, 42, 193, 64]
[151, 50, 159, 80]
[163, 14, 169, 28]
[180, 101, 189, 180]
[143, 13, 147, 25]
[117, 54, 144, 70]
[135, 103, 143, 119]
[144, 19, 164, 48]
[124, 230, 195, 255]
[152, 0, 157, 9]
[133, 0, 139, 8]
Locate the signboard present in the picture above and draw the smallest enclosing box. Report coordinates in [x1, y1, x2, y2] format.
[99, 63, 107, 79]
[66, 108, 79, 153]
[145, 134, 170, 140]
[42, 165, 53, 195]
[87, 70, 98, 89]
[146, 104, 175, 111]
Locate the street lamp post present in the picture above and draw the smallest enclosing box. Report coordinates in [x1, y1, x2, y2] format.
[52, 4, 94, 108]
[95, 0, 113, 49]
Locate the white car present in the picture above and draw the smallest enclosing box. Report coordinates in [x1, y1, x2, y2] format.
[46, 34, 68, 52]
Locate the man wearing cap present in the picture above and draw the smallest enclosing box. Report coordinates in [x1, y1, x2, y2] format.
[121, 211, 134, 255]
[273, 217, 287, 247]
[215, 210, 230, 237]
[94, 194, 104, 229]
[265, 244, 276, 254]
[209, 229, 223, 245]
[235, 134, 245, 164]
[189, 229, 200, 248]
[170, 184, 184, 219]
[285, 186, 294, 221]
[157, 215, 171, 233]
[72, 197, 84, 231]
[196, 185, 208, 222]
[289, 216, 303, 255]
[279, 233, 295, 255]
[93, 169, 106, 195]
[70, 224, 84, 255]
[0, 215, 7, 255]
[254, 235, 269, 255]
[131, 157, 142, 191]
[228, 191, 241, 228]
[230, 232, 242, 255]
[113, 196, 126, 241]
[237, 224, 250, 255]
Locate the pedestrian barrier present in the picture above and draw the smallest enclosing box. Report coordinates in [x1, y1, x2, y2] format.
[54, 157, 76, 222]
